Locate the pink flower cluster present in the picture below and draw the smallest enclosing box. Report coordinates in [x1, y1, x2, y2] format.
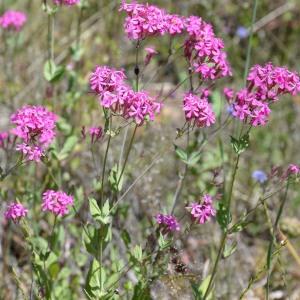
[186, 194, 216, 224]
[184, 16, 231, 80]
[53, 0, 80, 6]
[4, 203, 28, 222]
[90, 66, 162, 125]
[183, 91, 216, 127]
[226, 63, 300, 126]
[0, 10, 27, 31]
[155, 213, 180, 232]
[11, 105, 57, 161]
[42, 190, 74, 216]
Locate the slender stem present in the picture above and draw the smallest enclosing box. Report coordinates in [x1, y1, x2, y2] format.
[243, 0, 258, 84]
[265, 178, 290, 299]
[75, 6, 83, 51]
[170, 129, 190, 214]
[203, 232, 227, 299]
[116, 125, 138, 189]
[100, 131, 112, 207]
[203, 153, 240, 299]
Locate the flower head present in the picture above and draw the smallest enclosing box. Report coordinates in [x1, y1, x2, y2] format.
[0, 132, 9, 148]
[184, 16, 231, 80]
[252, 170, 268, 183]
[42, 190, 74, 216]
[5, 202, 28, 222]
[0, 10, 27, 31]
[231, 63, 300, 126]
[155, 213, 180, 232]
[186, 194, 216, 224]
[120, 1, 167, 40]
[11, 105, 57, 161]
[89, 66, 126, 95]
[183, 91, 215, 127]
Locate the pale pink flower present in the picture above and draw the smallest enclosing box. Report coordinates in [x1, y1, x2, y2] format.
[144, 47, 158, 65]
[287, 164, 300, 176]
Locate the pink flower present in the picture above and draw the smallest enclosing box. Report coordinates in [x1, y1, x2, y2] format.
[0, 10, 27, 31]
[5, 203, 28, 222]
[11, 105, 57, 161]
[89, 66, 126, 95]
[164, 14, 185, 35]
[155, 213, 180, 232]
[91, 66, 162, 125]
[183, 92, 216, 127]
[223, 87, 234, 102]
[144, 47, 158, 66]
[42, 190, 74, 216]
[184, 16, 231, 80]
[231, 63, 300, 126]
[89, 126, 103, 143]
[287, 164, 300, 176]
[186, 194, 216, 224]
[120, 1, 167, 40]
[53, 0, 80, 5]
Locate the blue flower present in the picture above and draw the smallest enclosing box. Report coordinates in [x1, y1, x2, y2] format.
[236, 26, 249, 39]
[252, 170, 268, 183]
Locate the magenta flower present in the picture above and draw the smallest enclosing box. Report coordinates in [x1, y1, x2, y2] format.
[90, 66, 162, 126]
[183, 91, 216, 127]
[89, 126, 103, 143]
[144, 47, 158, 66]
[53, 0, 80, 5]
[0, 10, 27, 31]
[184, 16, 232, 80]
[42, 190, 74, 217]
[11, 105, 57, 161]
[287, 164, 300, 176]
[89, 66, 126, 94]
[186, 194, 216, 224]
[230, 63, 300, 126]
[120, 1, 167, 40]
[5, 203, 28, 222]
[164, 14, 185, 35]
[155, 213, 180, 232]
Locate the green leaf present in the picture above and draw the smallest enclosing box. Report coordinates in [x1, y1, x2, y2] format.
[187, 150, 201, 165]
[108, 164, 123, 192]
[199, 275, 212, 299]
[216, 202, 232, 230]
[89, 198, 111, 224]
[43, 59, 65, 83]
[174, 144, 188, 163]
[121, 229, 131, 247]
[58, 135, 78, 160]
[223, 240, 237, 258]
[230, 133, 250, 155]
[158, 232, 172, 250]
[132, 245, 143, 262]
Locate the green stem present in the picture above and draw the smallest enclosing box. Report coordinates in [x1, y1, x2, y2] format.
[100, 132, 112, 207]
[243, 0, 258, 85]
[116, 125, 138, 189]
[265, 178, 290, 299]
[203, 153, 240, 299]
[203, 232, 227, 299]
